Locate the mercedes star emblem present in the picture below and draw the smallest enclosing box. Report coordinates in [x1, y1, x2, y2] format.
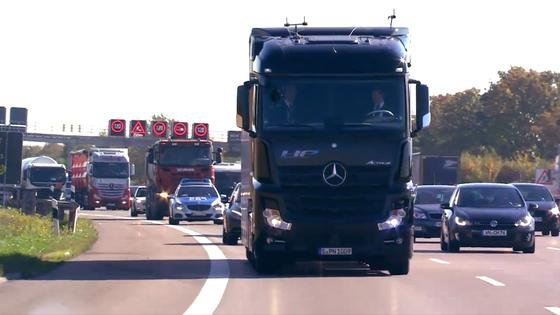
[322, 162, 347, 187]
[490, 220, 498, 228]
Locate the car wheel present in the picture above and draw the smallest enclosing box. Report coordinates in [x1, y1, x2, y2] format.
[130, 205, 138, 217]
[168, 217, 179, 225]
[551, 229, 559, 237]
[213, 219, 224, 225]
[542, 230, 550, 236]
[222, 226, 238, 245]
[522, 241, 536, 254]
[440, 233, 448, 252]
[448, 239, 460, 253]
[387, 257, 410, 275]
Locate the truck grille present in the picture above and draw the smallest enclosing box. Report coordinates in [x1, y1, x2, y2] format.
[97, 183, 125, 198]
[278, 165, 391, 187]
[188, 205, 211, 211]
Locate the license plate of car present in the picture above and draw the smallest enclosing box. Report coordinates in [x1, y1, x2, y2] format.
[482, 230, 507, 236]
[319, 247, 352, 256]
[191, 212, 207, 216]
[534, 217, 543, 222]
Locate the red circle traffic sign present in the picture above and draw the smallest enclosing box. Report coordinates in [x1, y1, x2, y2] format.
[193, 123, 208, 137]
[111, 120, 125, 133]
[173, 122, 187, 136]
[152, 121, 167, 137]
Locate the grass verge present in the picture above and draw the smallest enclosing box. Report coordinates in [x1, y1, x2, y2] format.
[0, 208, 97, 278]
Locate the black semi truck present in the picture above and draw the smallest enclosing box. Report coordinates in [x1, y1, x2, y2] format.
[236, 25, 430, 275]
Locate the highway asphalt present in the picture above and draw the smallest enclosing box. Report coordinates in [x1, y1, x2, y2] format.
[1, 210, 560, 315]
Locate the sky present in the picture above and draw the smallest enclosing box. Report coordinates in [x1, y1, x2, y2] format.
[1, 0, 559, 139]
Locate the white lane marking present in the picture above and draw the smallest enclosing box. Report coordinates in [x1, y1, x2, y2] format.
[476, 276, 505, 287]
[429, 258, 450, 265]
[545, 307, 560, 315]
[81, 213, 229, 315]
[165, 224, 229, 315]
[547, 247, 560, 251]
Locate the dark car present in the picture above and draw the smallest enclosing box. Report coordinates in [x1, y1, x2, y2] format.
[222, 183, 242, 245]
[413, 185, 455, 240]
[441, 183, 535, 253]
[512, 183, 560, 236]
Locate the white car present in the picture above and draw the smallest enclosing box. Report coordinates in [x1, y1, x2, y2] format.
[130, 186, 146, 217]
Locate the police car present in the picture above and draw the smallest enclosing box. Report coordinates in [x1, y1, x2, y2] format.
[168, 178, 226, 225]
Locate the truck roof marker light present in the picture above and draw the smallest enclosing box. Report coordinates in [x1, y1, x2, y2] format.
[395, 67, 403, 72]
[264, 68, 272, 73]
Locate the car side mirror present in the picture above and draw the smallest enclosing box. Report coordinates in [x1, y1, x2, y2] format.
[440, 202, 451, 210]
[220, 194, 228, 203]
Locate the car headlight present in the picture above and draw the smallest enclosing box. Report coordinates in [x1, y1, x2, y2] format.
[174, 201, 183, 211]
[515, 214, 534, 227]
[413, 210, 428, 219]
[378, 209, 406, 231]
[213, 203, 224, 214]
[550, 206, 560, 216]
[263, 208, 292, 230]
[454, 216, 470, 226]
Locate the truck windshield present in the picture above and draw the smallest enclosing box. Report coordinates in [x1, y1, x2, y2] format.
[92, 162, 129, 178]
[177, 186, 218, 199]
[30, 167, 66, 183]
[262, 77, 405, 130]
[158, 145, 212, 166]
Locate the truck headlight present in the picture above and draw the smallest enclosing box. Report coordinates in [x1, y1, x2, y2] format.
[454, 216, 470, 226]
[378, 209, 406, 231]
[263, 208, 292, 230]
[413, 210, 427, 219]
[515, 215, 534, 228]
[550, 206, 560, 216]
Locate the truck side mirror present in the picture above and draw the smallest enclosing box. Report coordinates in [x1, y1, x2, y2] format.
[237, 80, 257, 137]
[413, 83, 430, 137]
[237, 84, 250, 131]
[130, 164, 136, 176]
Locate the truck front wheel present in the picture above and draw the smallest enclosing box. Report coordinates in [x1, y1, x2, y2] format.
[250, 243, 283, 274]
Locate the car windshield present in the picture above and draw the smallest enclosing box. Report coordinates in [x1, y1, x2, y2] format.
[215, 171, 240, 196]
[457, 187, 525, 208]
[261, 77, 405, 130]
[158, 144, 212, 166]
[92, 162, 129, 178]
[30, 167, 66, 183]
[136, 188, 146, 197]
[415, 187, 454, 204]
[177, 186, 218, 199]
[515, 185, 554, 202]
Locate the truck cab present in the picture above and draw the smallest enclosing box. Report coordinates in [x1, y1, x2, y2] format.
[236, 26, 430, 275]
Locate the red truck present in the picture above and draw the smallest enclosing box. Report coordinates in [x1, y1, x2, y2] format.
[145, 139, 220, 220]
[70, 148, 132, 210]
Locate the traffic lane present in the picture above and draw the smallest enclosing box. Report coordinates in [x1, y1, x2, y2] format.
[0, 211, 211, 315]
[413, 236, 560, 314]
[181, 222, 548, 315]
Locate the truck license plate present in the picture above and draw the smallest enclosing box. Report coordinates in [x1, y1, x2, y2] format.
[482, 230, 507, 236]
[319, 248, 352, 256]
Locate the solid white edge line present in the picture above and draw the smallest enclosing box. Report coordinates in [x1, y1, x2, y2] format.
[429, 258, 450, 265]
[81, 213, 230, 315]
[476, 276, 505, 287]
[545, 307, 560, 315]
[547, 247, 560, 251]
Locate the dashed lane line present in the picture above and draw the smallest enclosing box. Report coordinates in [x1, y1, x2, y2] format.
[429, 258, 450, 265]
[547, 247, 560, 251]
[545, 307, 560, 315]
[476, 276, 505, 287]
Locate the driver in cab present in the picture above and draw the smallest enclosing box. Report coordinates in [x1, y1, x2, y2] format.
[365, 88, 396, 121]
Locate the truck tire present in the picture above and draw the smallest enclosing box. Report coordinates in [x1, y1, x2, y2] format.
[542, 230, 550, 236]
[387, 257, 410, 275]
[551, 229, 559, 237]
[251, 243, 282, 274]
